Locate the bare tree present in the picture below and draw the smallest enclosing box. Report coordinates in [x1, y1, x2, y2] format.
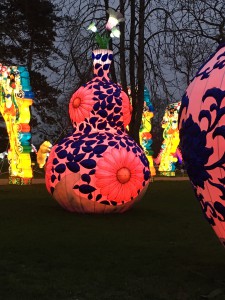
[52, 0, 224, 146]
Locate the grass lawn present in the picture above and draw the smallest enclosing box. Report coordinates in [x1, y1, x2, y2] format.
[0, 180, 225, 300]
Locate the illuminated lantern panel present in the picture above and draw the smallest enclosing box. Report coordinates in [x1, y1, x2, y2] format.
[179, 44, 225, 246]
[46, 49, 150, 214]
[156, 102, 182, 176]
[0, 65, 34, 184]
[139, 87, 156, 177]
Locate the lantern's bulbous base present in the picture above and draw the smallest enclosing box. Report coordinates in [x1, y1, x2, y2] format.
[45, 132, 150, 214]
[51, 173, 149, 214]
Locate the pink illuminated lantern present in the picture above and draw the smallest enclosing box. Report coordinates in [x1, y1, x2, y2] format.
[179, 43, 225, 245]
[45, 49, 150, 213]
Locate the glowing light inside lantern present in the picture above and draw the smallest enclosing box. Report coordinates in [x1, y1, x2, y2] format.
[116, 167, 131, 184]
[73, 97, 81, 108]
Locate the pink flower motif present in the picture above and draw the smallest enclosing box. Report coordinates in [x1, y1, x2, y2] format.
[95, 147, 144, 204]
[69, 86, 95, 123]
[121, 91, 132, 127]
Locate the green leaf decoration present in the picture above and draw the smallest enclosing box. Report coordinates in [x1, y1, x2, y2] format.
[94, 32, 110, 49]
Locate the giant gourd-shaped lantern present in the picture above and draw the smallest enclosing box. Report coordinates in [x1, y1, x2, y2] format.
[0, 64, 34, 184]
[179, 43, 225, 245]
[45, 9, 150, 213]
[155, 102, 182, 176]
[139, 87, 156, 176]
[45, 50, 150, 213]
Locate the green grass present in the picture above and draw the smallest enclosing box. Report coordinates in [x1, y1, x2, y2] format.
[0, 181, 225, 300]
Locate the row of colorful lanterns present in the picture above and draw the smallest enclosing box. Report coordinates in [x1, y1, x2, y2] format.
[0, 71, 182, 183]
[128, 87, 182, 178]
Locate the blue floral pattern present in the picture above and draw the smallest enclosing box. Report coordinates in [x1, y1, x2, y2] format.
[195, 44, 225, 80]
[179, 44, 225, 240]
[46, 51, 150, 209]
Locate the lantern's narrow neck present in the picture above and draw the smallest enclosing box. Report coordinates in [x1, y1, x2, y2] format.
[92, 49, 113, 80]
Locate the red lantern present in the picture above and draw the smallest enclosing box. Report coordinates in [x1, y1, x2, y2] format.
[179, 44, 225, 246]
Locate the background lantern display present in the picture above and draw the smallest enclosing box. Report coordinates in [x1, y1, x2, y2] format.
[155, 102, 182, 176]
[46, 49, 150, 213]
[179, 44, 225, 246]
[37, 141, 52, 168]
[139, 87, 156, 176]
[0, 65, 34, 184]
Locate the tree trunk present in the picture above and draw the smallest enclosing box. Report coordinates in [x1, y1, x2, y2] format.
[129, 0, 145, 144]
[104, 0, 117, 83]
[129, 0, 138, 142]
[119, 0, 128, 95]
[136, 0, 145, 144]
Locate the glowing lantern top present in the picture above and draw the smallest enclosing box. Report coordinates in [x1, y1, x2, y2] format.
[87, 8, 124, 49]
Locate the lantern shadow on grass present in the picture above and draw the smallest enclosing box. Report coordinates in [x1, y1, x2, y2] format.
[0, 181, 225, 300]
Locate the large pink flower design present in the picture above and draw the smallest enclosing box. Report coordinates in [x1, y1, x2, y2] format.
[95, 147, 144, 204]
[69, 86, 95, 123]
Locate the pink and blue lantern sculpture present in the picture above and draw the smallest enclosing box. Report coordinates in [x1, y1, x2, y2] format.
[45, 49, 150, 213]
[179, 43, 225, 245]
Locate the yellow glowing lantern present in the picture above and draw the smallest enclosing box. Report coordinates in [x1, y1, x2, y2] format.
[0, 64, 34, 184]
[139, 87, 156, 177]
[155, 102, 182, 176]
